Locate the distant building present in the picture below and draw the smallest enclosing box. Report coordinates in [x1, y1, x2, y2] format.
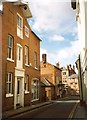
[68, 74, 80, 96]
[0, 1, 41, 112]
[40, 54, 63, 100]
[61, 64, 76, 94]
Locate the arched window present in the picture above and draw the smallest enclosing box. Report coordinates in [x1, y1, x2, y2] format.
[31, 79, 39, 100]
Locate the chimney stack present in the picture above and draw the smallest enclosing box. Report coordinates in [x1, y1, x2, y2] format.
[56, 62, 60, 68]
[42, 54, 47, 63]
[69, 64, 71, 70]
[73, 65, 75, 71]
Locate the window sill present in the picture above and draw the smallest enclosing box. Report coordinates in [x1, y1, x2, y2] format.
[25, 91, 29, 94]
[17, 34, 23, 40]
[6, 94, 13, 98]
[25, 34, 29, 38]
[34, 67, 38, 70]
[7, 58, 14, 63]
[25, 64, 30, 67]
[31, 99, 39, 102]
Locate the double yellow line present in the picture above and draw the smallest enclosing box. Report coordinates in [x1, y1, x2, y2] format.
[67, 100, 79, 120]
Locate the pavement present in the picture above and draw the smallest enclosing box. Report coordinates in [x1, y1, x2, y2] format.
[72, 101, 87, 119]
[2, 97, 87, 120]
[2, 101, 53, 120]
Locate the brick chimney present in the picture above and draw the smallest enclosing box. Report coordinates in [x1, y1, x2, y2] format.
[73, 65, 75, 71]
[56, 62, 60, 68]
[42, 54, 47, 63]
[69, 64, 71, 70]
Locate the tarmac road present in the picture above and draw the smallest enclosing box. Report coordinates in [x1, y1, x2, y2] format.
[12, 96, 79, 119]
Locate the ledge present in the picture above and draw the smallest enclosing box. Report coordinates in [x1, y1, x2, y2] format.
[7, 58, 14, 63]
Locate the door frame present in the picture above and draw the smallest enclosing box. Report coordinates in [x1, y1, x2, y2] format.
[14, 68, 25, 109]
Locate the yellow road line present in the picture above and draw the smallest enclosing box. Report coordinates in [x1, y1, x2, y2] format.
[67, 100, 79, 120]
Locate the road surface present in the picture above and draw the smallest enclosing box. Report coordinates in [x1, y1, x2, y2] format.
[12, 96, 79, 119]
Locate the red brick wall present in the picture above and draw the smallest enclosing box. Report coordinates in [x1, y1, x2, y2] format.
[41, 62, 62, 99]
[2, 2, 40, 111]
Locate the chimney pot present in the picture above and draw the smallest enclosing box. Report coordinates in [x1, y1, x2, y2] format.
[42, 54, 47, 63]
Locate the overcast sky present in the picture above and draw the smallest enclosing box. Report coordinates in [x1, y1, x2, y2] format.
[28, 0, 80, 68]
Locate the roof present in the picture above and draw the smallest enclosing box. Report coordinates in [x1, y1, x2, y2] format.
[68, 74, 78, 79]
[41, 77, 54, 87]
[54, 65, 62, 71]
[1, 0, 32, 18]
[31, 31, 42, 41]
[41, 61, 61, 71]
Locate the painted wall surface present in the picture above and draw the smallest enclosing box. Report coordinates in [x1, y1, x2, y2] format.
[77, 0, 87, 104]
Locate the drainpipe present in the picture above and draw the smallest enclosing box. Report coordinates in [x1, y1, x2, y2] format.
[78, 55, 83, 102]
[75, 55, 83, 102]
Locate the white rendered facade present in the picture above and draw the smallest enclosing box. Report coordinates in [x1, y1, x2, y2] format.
[76, 0, 87, 104]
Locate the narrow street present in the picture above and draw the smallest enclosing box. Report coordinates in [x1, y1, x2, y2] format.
[12, 96, 79, 119]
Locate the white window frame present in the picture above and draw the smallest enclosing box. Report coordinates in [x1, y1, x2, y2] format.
[25, 26, 29, 38]
[6, 73, 13, 97]
[25, 46, 29, 65]
[17, 13, 23, 39]
[31, 80, 39, 101]
[16, 43, 23, 69]
[25, 75, 29, 93]
[7, 35, 13, 60]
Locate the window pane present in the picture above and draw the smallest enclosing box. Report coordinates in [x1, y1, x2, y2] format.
[25, 26, 29, 37]
[6, 83, 9, 94]
[9, 83, 11, 93]
[25, 46, 28, 64]
[8, 35, 13, 59]
[34, 52, 37, 67]
[8, 48, 11, 58]
[25, 75, 29, 91]
[31, 80, 39, 100]
[9, 73, 12, 82]
[8, 36, 13, 47]
[17, 14, 22, 29]
[17, 46, 21, 61]
[6, 73, 12, 94]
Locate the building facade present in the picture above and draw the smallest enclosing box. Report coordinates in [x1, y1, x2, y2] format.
[61, 64, 76, 95]
[40, 54, 62, 100]
[68, 74, 79, 96]
[71, 0, 87, 105]
[0, 1, 41, 112]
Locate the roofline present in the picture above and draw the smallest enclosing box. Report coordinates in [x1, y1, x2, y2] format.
[1, 0, 32, 18]
[41, 61, 62, 71]
[54, 65, 62, 71]
[31, 30, 42, 42]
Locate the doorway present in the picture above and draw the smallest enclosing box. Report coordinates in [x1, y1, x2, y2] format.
[16, 78, 21, 105]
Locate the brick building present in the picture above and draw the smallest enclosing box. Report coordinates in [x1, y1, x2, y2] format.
[40, 54, 62, 100]
[0, 1, 41, 112]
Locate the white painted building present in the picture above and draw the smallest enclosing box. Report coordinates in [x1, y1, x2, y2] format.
[72, 0, 87, 105]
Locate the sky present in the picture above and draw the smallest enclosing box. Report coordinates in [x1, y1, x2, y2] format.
[1, 0, 81, 68]
[28, 0, 80, 68]
[28, 0, 80, 66]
